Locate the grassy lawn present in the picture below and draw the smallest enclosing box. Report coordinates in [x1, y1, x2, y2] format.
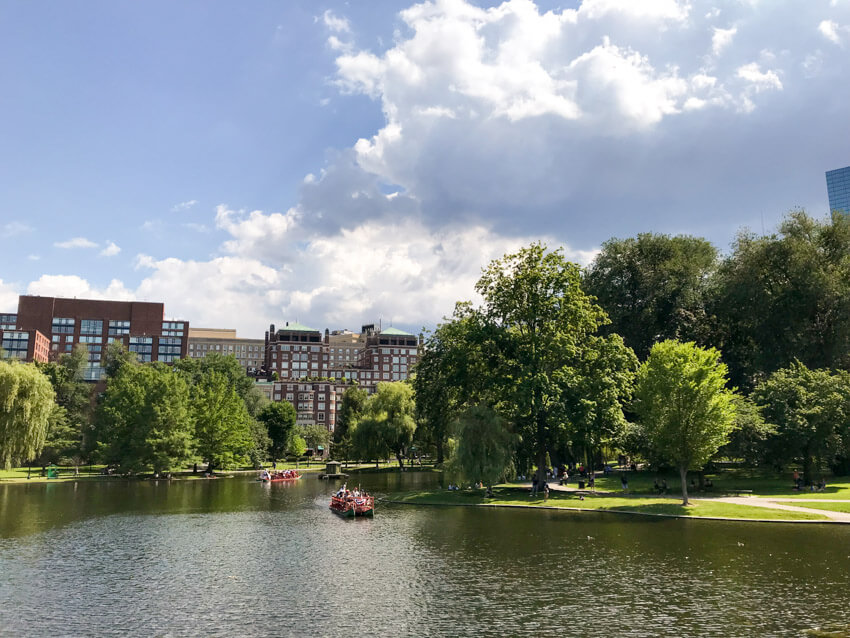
[576, 469, 850, 500]
[786, 501, 850, 514]
[387, 487, 828, 521]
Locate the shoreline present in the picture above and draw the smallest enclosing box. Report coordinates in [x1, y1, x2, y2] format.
[383, 497, 850, 524]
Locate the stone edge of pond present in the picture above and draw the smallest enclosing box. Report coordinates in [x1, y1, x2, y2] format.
[381, 499, 849, 525]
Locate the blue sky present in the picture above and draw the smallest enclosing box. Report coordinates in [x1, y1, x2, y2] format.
[2, 0, 849, 335]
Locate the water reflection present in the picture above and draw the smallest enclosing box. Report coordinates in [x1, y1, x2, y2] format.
[0, 474, 848, 637]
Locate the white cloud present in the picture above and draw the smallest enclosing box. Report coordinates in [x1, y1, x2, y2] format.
[0, 222, 32, 238]
[818, 19, 849, 45]
[322, 10, 350, 33]
[579, 0, 690, 22]
[736, 62, 783, 91]
[171, 199, 198, 212]
[100, 241, 121, 257]
[27, 255, 40, 261]
[54, 237, 97, 249]
[0, 279, 20, 312]
[712, 26, 737, 55]
[26, 275, 134, 301]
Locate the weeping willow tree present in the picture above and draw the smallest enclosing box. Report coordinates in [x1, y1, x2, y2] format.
[0, 361, 56, 469]
[447, 404, 516, 491]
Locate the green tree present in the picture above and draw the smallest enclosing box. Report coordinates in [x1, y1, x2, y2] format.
[358, 382, 417, 469]
[716, 395, 774, 467]
[247, 418, 271, 469]
[175, 353, 256, 407]
[473, 243, 625, 483]
[287, 432, 307, 458]
[562, 333, 638, 471]
[350, 413, 390, 468]
[447, 404, 515, 491]
[584, 233, 718, 360]
[258, 401, 297, 462]
[334, 386, 367, 445]
[753, 362, 850, 484]
[191, 371, 252, 472]
[0, 361, 56, 469]
[634, 340, 737, 505]
[712, 211, 850, 389]
[36, 345, 95, 467]
[103, 340, 137, 378]
[302, 423, 330, 455]
[96, 364, 193, 474]
[412, 314, 487, 464]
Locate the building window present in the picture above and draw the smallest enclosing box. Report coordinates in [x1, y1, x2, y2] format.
[80, 319, 103, 335]
[108, 320, 130, 336]
[52, 317, 75, 334]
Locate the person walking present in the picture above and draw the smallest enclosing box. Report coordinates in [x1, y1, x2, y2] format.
[531, 474, 539, 497]
[621, 474, 628, 493]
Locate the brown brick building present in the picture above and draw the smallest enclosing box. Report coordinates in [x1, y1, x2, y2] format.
[0, 329, 50, 363]
[4, 295, 188, 379]
[262, 321, 422, 435]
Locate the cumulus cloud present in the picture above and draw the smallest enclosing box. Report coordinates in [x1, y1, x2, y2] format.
[15, 0, 850, 334]
[54, 237, 97, 249]
[26, 275, 134, 301]
[100, 241, 121, 257]
[0, 279, 20, 312]
[712, 26, 737, 55]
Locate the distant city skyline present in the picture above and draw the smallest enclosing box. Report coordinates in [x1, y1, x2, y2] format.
[2, 0, 850, 335]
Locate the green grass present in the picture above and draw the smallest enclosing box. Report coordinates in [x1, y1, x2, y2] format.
[786, 501, 850, 513]
[573, 469, 850, 500]
[386, 487, 829, 521]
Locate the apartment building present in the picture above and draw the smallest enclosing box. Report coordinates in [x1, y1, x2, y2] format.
[5, 295, 188, 379]
[187, 328, 265, 372]
[0, 328, 50, 363]
[262, 321, 422, 434]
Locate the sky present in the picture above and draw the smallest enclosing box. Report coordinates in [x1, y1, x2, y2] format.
[1, 0, 849, 337]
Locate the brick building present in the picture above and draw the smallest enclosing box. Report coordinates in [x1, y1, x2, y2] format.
[5, 295, 188, 379]
[187, 328, 264, 372]
[0, 329, 50, 363]
[262, 321, 421, 434]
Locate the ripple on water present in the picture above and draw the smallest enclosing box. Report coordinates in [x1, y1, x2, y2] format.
[0, 476, 848, 637]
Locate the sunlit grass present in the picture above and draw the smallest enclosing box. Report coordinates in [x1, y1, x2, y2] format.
[386, 487, 829, 521]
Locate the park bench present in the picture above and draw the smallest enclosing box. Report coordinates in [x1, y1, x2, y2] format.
[729, 489, 753, 497]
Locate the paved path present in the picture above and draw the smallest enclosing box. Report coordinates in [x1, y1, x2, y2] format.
[524, 481, 850, 522]
[694, 496, 850, 522]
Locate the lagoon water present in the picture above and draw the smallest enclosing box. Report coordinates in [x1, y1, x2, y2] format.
[1, 472, 848, 637]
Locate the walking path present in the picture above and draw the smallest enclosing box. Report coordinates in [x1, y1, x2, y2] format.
[695, 496, 850, 522]
[533, 480, 850, 522]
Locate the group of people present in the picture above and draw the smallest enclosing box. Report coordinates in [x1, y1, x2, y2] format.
[259, 469, 299, 480]
[792, 470, 826, 492]
[335, 484, 367, 500]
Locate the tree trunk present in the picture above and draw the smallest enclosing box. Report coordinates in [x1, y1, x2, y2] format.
[679, 465, 689, 506]
[803, 448, 814, 486]
[396, 453, 405, 470]
[436, 440, 444, 465]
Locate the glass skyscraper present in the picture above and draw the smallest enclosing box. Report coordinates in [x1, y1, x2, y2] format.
[826, 165, 850, 214]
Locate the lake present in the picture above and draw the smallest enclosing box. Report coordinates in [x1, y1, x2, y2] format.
[0, 472, 848, 637]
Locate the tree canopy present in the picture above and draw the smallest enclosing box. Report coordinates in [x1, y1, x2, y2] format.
[584, 233, 718, 360]
[0, 361, 56, 469]
[96, 363, 193, 474]
[712, 211, 850, 389]
[634, 340, 738, 504]
[753, 361, 850, 484]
